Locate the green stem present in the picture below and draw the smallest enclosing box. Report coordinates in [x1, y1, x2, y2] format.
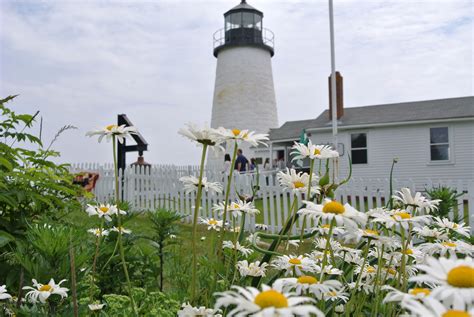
[387, 159, 398, 209]
[99, 237, 120, 274]
[319, 218, 335, 280]
[112, 137, 138, 316]
[89, 218, 105, 304]
[299, 159, 315, 244]
[346, 240, 370, 314]
[191, 143, 208, 304]
[217, 142, 238, 257]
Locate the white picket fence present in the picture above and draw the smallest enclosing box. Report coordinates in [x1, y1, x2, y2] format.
[69, 163, 474, 233]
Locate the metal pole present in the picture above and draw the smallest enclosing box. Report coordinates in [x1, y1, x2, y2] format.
[329, 0, 338, 151]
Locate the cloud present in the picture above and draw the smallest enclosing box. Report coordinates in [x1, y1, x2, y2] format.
[0, 0, 472, 165]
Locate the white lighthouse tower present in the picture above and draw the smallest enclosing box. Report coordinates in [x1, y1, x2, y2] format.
[209, 0, 278, 166]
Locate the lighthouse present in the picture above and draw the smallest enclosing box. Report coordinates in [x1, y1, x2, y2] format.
[209, 0, 278, 166]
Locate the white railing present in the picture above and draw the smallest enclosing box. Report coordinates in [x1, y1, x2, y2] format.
[69, 163, 473, 234]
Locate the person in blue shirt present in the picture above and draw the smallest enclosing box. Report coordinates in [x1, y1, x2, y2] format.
[234, 149, 249, 172]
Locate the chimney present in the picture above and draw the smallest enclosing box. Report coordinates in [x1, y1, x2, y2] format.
[328, 71, 343, 119]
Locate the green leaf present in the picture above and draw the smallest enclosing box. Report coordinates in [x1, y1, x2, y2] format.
[0, 230, 15, 247]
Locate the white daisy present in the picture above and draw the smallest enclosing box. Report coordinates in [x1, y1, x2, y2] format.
[413, 226, 449, 240]
[277, 168, 319, 194]
[88, 303, 106, 311]
[418, 240, 473, 257]
[410, 256, 474, 308]
[323, 288, 349, 302]
[312, 223, 345, 236]
[110, 226, 132, 235]
[178, 123, 222, 146]
[392, 188, 441, 214]
[0, 285, 12, 301]
[433, 217, 471, 238]
[212, 200, 260, 219]
[341, 227, 381, 244]
[271, 255, 318, 276]
[200, 218, 224, 231]
[215, 127, 269, 147]
[275, 276, 342, 299]
[316, 265, 344, 276]
[222, 241, 253, 257]
[23, 279, 68, 304]
[371, 209, 432, 230]
[85, 204, 125, 222]
[180, 176, 223, 194]
[86, 124, 137, 144]
[291, 141, 339, 161]
[401, 297, 474, 317]
[314, 237, 341, 253]
[87, 228, 109, 237]
[237, 260, 268, 278]
[178, 302, 222, 317]
[383, 285, 432, 303]
[298, 200, 367, 229]
[214, 283, 323, 317]
[306, 250, 340, 263]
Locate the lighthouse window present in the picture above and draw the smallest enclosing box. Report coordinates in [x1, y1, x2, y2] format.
[255, 15, 262, 30]
[242, 12, 254, 28]
[229, 12, 242, 29]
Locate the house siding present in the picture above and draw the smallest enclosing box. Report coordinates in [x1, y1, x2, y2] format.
[309, 120, 474, 191]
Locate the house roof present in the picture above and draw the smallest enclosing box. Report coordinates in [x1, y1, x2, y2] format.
[269, 96, 474, 141]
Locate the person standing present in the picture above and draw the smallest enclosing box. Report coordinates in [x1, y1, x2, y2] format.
[234, 149, 249, 173]
[223, 154, 231, 176]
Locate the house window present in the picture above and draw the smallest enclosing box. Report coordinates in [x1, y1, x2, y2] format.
[351, 133, 367, 164]
[430, 127, 449, 161]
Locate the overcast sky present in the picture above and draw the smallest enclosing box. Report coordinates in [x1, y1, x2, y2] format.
[0, 0, 472, 165]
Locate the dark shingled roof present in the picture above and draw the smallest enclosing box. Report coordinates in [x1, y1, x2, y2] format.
[270, 96, 474, 141]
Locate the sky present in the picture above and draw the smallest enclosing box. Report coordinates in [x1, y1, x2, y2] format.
[0, 0, 472, 165]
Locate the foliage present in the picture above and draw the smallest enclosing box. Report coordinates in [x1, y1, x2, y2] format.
[0, 95, 83, 242]
[425, 185, 463, 218]
[103, 288, 180, 317]
[144, 209, 182, 291]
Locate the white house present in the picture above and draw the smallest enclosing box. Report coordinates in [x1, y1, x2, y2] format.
[264, 95, 474, 190]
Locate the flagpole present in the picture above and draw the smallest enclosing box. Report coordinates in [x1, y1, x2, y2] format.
[329, 0, 338, 151]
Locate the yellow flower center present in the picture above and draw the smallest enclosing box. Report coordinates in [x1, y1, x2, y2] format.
[95, 229, 101, 235]
[254, 290, 288, 309]
[387, 268, 397, 275]
[327, 291, 337, 296]
[106, 124, 117, 131]
[363, 229, 379, 236]
[322, 201, 345, 214]
[366, 266, 376, 273]
[99, 206, 109, 213]
[208, 219, 218, 225]
[404, 249, 414, 255]
[39, 285, 52, 292]
[230, 203, 241, 209]
[322, 224, 331, 229]
[297, 276, 318, 284]
[288, 258, 302, 265]
[447, 266, 474, 288]
[453, 223, 459, 228]
[232, 129, 241, 136]
[442, 311, 470, 317]
[392, 212, 411, 220]
[442, 242, 457, 248]
[293, 181, 305, 189]
[313, 149, 321, 155]
[409, 288, 431, 296]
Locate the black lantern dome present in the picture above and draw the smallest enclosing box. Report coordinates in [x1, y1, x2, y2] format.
[213, 0, 274, 57]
